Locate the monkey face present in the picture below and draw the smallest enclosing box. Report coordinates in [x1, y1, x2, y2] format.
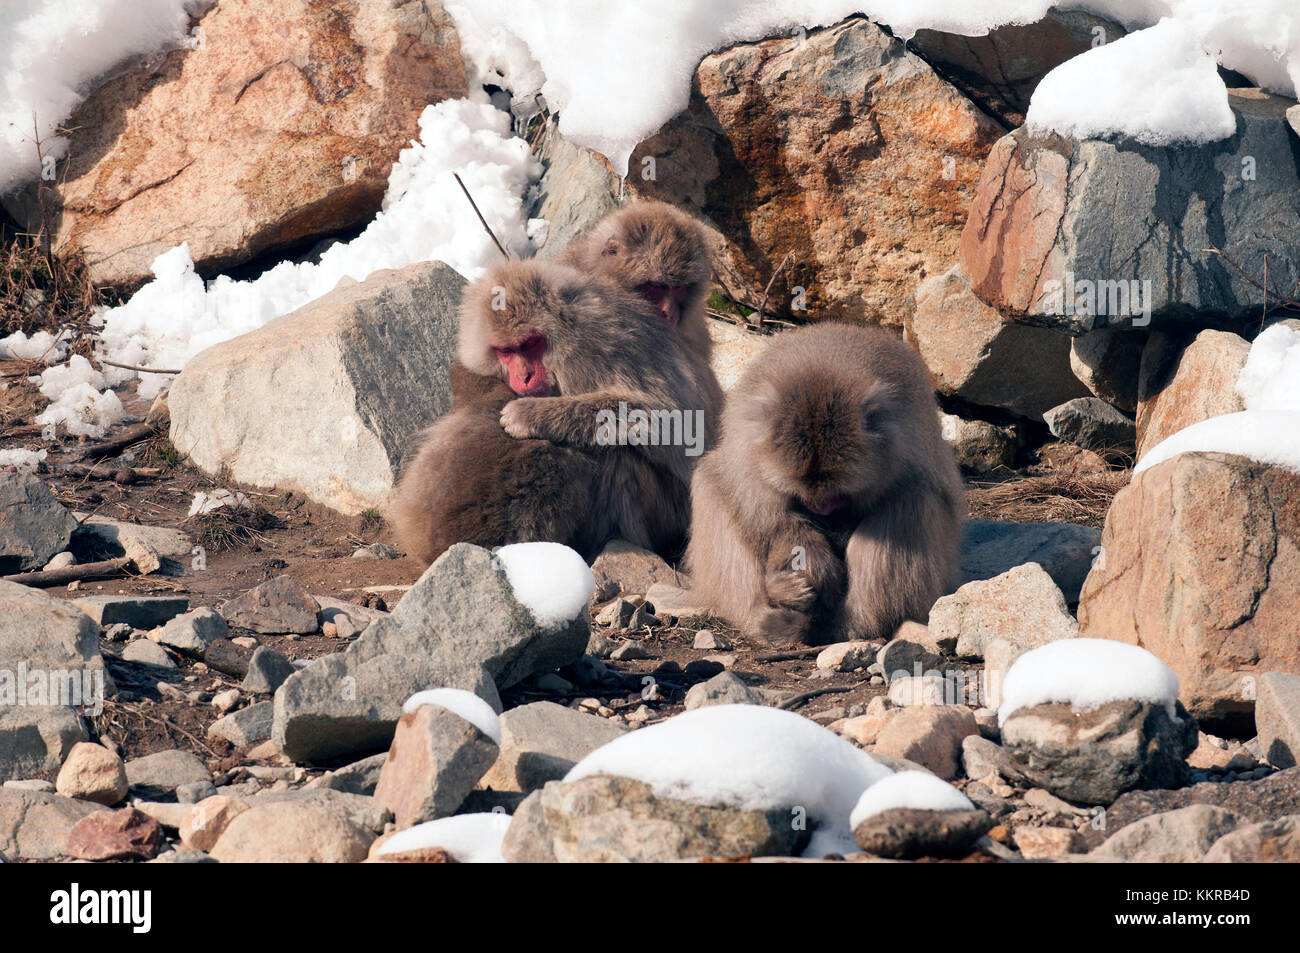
[597, 202, 710, 328]
[748, 378, 900, 516]
[493, 333, 550, 396]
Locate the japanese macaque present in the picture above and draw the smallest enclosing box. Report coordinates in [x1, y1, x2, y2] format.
[393, 258, 722, 566]
[685, 323, 965, 646]
[563, 200, 715, 363]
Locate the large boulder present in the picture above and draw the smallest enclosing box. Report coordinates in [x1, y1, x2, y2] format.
[906, 265, 1089, 419]
[960, 90, 1300, 330]
[3, 0, 467, 290]
[0, 472, 79, 573]
[959, 519, 1102, 604]
[273, 544, 590, 763]
[1078, 453, 1300, 730]
[620, 17, 1003, 324]
[169, 260, 462, 514]
[931, 562, 1079, 661]
[1135, 329, 1250, 460]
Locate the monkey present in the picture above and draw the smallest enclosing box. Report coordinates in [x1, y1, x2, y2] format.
[562, 200, 715, 363]
[393, 258, 722, 567]
[685, 322, 966, 646]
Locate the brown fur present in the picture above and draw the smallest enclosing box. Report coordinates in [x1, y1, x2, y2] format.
[685, 323, 966, 645]
[393, 259, 721, 567]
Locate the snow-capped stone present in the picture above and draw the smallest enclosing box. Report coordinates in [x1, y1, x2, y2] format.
[373, 704, 498, 828]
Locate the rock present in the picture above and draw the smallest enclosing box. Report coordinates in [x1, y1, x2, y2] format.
[124, 749, 211, 801]
[0, 707, 89, 785]
[314, 597, 387, 639]
[246, 788, 389, 833]
[961, 90, 1300, 330]
[692, 629, 730, 651]
[1069, 327, 1143, 412]
[1091, 805, 1247, 862]
[939, 413, 1018, 472]
[241, 646, 295, 694]
[273, 544, 587, 763]
[55, 743, 127, 805]
[930, 562, 1078, 661]
[479, 701, 627, 793]
[170, 261, 464, 514]
[626, 17, 1003, 325]
[65, 807, 162, 861]
[907, 265, 1089, 418]
[887, 676, 957, 707]
[0, 788, 106, 860]
[907, 9, 1124, 126]
[72, 515, 193, 561]
[815, 641, 876, 673]
[0, 472, 78, 572]
[1256, 672, 1300, 770]
[499, 790, 557, 863]
[207, 701, 275, 748]
[853, 806, 992, 859]
[312, 754, 387, 796]
[520, 775, 808, 862]
[133, 801, 192, 830]
[72, 595, 188, 629]
[175, 780, 217, 805]
[1042, 398, 1136, 454]
[1135, 329, 1251, 461]
[877, 635, 945, 682]
[149, 608, 226, 657]
[872, 706, 978, 780]
[626, 606, 661, 630]
[1202, 814, 1300, 862]
[959, 520, 1101, 605]
[43, 552, 76, 571]
[122, 639, 176, 669]
[1187, 732, 1256, 772]
[4, 0, 467, 290]
[962, 735, 1025, 784]
[1078, 453, 1300, 730]
[642, 583, 709, 619]
[706, 318, 775, 392]
[203, 638, 254, 678]
[835, 710, 899, 747]
[530, 116, 621, 261]
[372, 705, 499, 827]
[180, 794, 250, 852]
[590, 540, 680, 599]
[209, 799, 372, 863]
[1013, 825, 1083, 859]
[983, 638, 1030, 710]
[352, 543, 401, 560]
[211, 689, 241, 713]
[684, 672, 763, 711]
[1000, 699, 1198, 805]
[594, 599, 636, 628]
[220, 575, 320, 634]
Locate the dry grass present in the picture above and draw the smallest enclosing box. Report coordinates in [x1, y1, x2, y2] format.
[1, 226, 102, 339]
[966, 460, 1131, 529]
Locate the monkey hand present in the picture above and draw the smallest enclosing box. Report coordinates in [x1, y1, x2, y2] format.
[499, 398, 544, 439]
[751, 606, 812, 647]
[763, 569, 818, 612]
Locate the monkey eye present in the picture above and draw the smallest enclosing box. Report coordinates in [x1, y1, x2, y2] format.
[601, 238, 621, 257]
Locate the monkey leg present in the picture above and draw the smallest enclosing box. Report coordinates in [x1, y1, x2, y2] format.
[760, 525, 846, 645]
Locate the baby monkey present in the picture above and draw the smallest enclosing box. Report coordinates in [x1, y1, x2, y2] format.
[686, 323, 965, 645]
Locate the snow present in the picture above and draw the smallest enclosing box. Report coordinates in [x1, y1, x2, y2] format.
[373, 812, 511, 863]
[565, 704, 893, 857]
[0, 330, 69, 362]
[1026, 18, 1235, 146]
[997, 638, 1181, 723]
[849, 771, 974, 828]
[0, 0, 201, 191]
[492, 542, 595, 630]
[32, 355, 124, 438]
[402, 688, 502, 744]
[0, 448, 47, 472]
[187, 489, 251, 517]
[1136, 324, 1300, 475]
[91, 98, 541, 398]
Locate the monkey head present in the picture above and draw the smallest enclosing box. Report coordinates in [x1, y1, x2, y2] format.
[740, 371, 903, 519]
[587, 201, 710, 330]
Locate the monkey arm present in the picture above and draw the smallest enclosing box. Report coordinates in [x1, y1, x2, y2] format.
[762, 523, 845, 611]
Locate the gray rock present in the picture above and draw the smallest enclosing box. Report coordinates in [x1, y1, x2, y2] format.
[314, 596, 387, 639]
[853, 806, 992, 859]
[930, 562, 1078, 661]
[939, 413, 1019, 472]
[169, 260, 464, 514]
[1043, 397, 1136, 453]
[351, 543, 401, 560]
[72, 514, 193, 560]
[500, 789, 557, 863]
[530, 118, 621, 261]
[594, 598, 636, 628]
[1256, 671, 1300, 770]
[245, 788, 390, 834]
[517, 774, 808, 862]
[372, 705, 499, 827]
[150, 607, 226, 657]
[1001, 699, 1198, 805]
[0, 472, 78, 572]
[480, 701, 627, 793]
[877, 637, 944, 683]
[273, 544, 588, 763]
[642, 583, 710, 620]
[220, 575, 319, 634]
[121, 639, 176, 669]
[175, 780, 218, 804]
[1070, 327, 1142, 412]
[241, 646, 294, 694]
[1202, 813, 1300, 862]
[0, 788, 106, 860]
[961, 734, 1026, 784]
[0, 707, 89, 782]
[684, 672, 763, 711]
[72, 595, 189, 629]
[124, 750, 211, 800]
[959, 520, 1101, 605]
[1091, 804, 1246, 862]
[590, 539, 680, 600]
[312, 753, 387, 796]
[43, 551, 75, 571]
[206, 701, 274, 748]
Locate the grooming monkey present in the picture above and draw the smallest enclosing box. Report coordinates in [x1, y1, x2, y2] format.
[393, 258, 720, 566]
[685, 323, 965, 645]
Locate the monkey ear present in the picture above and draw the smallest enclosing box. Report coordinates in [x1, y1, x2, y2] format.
[601, 237, 622, 257]
[860, 383, 897, 432]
